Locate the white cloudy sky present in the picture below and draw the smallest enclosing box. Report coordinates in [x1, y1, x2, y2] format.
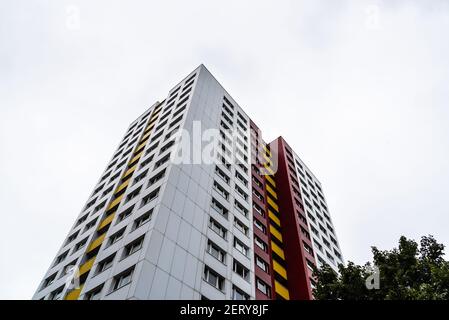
[1, 0, 448, 299]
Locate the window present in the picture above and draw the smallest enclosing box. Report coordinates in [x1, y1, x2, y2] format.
[255, 236, 267, 252]
[233, 218, 248, 236]
[235, 171, 248, 186]
[209, 218, 227, 239]
[133, 209, 153, 229]
[147, 169, 166, 187]
[254, 219, 266, 234]
[235, 185, 248, 201]
[303, 242, 314, 255]
[74, 238, 88, 252]
[232, 285, 249, 300]
[49, 286, 64, 300]
[140, 155, 153, 169]
[66, 231, 79, 245]
[75, 213, 88, 227]
[117, 205, 135, 223]
[234, 200, 248, 217]
[108, 228, 125, 246]
[111, 267, 134, 291]
[213, 180, 229, 200]
[54, 250, 69, 266]
[160, 140, 175, 154]
[133, 170, 148, 184]
[125, 187, 141, 202]
[253, 203, 265, 217]
[169, 114, 183, 129]
[124, 236, 144, 257]
[85, 285, 103, 300]
[42, 272, 57, 289]
[215, 166, 230, 184]
[233, 259, 249, 280]
[140, 187, 160, 207]
[206, 240, 226, 264]
[211, 198, 228, 218]
[154, 154, 170, 169]
[203, 266, 224, 291]
[233, 237, 248, 256]
[84, 218, 98, 233]
[256, 278, 270, 296]
[255, 255, 268, 272]
[97, 254, 115, 274]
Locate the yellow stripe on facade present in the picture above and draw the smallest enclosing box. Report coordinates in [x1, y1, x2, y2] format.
[97, 213, 115, 231]
[267, 197, 279, 212]
[269, 224, 283, 242]
[123, 165, 137, 179]
[130, 151, 143, 165]
[79, 256, 96, 276]
[271, 241, 285, 260]
[107, 194, 124, 210]
[274, 281, 290, 300]
[266, 184, 278, 199]
[87, 233, 106, 253]
[268, 210, 281, 227]
[65, 286, 83, 300]
[265, 175, 276, 188]
[115, 179, 130, 194]
[273, 259, 288, 279]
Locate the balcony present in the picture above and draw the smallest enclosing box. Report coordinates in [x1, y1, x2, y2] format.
[87, 233, 106, 253]
[79, 256, 96, 276]
[65, 285, 84, 300]
[97, 213, 115, 231]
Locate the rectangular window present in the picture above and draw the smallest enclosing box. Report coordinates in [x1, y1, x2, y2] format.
[203, 266, 224, 291]
[140, 187, 160, 207]
[206, 240, 226, 264]
[125, 187, 141, 202]
[96, 254, 115, 274]
[232, 285, 249, 300]
[74, 238, 88, 252]
[213, 180, 229, 200]
[133, 170, 148, 184]
[133, 209, 153, 230]
[254, 219, 266, 234]
[233, 259, 249, 280]
[256, 278, 270, 296]
[85, 285, 103, 300]
[117, 205, 135, 223]
[148, 169, 166, 187]
[255, 236, 267, 252]
[209, 218, 227, 239]
[83, 218, 98, 233]
[42, 272, 57, 289]
[211, 198, 228, 218]
[124, 236, 145, 257]
[154, 154, 170, 169]
[215, 166, 230, 184]
[234, 200, 248, 217]
[233, 237, 248, 256]
[255, 255, 268, 272]
[54, 250, 69, 266]
[49, 286, 64, 300]
[233, 218, 249, 236]
[111, 267, 134, 291]
[108, 228, 125, 246]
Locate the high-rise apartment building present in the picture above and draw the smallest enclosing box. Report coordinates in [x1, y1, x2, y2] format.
[33, 65, 343, 300]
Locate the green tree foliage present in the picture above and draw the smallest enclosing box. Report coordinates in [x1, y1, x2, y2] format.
[313, 235, 449, 300]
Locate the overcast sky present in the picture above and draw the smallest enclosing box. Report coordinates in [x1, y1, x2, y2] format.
[1, 0, 448, 299]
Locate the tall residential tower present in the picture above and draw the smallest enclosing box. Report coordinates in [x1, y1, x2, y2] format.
[33, 65, 343, 300]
